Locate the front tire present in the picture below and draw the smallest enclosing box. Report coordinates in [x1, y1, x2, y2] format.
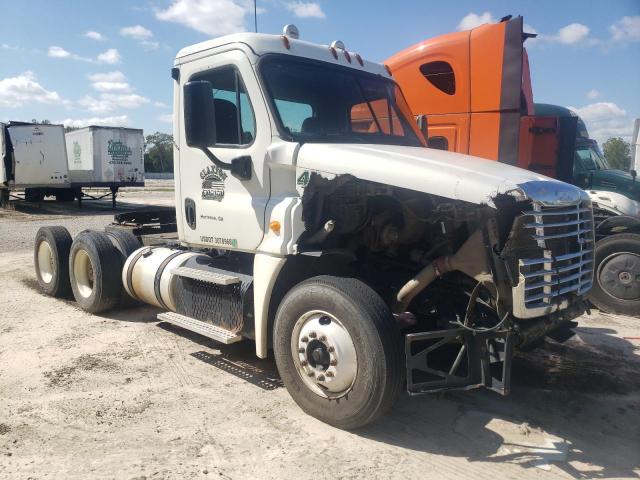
[273, 275, 403, 429]
[69, 231, 122, 313]
[589, 233, 640, 316]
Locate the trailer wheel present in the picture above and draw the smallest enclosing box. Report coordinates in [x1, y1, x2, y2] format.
[34, 226, 73, 298]
[25, 188, 44, 202]
[69, 231, 122, 313]
[55, 189, 76, 202]
[589, 233, 640, 316]
[105, 230, 141, 306]
[273, 275, 403, 429]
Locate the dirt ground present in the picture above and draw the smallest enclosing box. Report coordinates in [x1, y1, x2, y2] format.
[0, 186, 639, 479]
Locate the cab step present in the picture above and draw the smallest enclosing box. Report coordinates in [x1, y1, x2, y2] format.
[171, 266, 240, 285]
[157, 311, 243, 344]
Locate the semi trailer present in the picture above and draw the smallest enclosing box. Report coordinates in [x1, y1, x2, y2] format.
[1, 122, 71, 205]
[34, 26, 595, 429]
[386, 15, 640, 316]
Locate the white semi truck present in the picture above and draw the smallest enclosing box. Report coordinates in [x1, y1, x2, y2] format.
[33, 27, 595, 429]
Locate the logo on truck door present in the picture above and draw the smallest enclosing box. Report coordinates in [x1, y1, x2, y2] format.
[200, 164, 227, 201]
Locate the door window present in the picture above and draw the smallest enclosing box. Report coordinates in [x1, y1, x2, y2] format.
[191, 67, 256, 146]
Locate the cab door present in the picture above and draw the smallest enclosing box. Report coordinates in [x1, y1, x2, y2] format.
[177, 50, 271, 251]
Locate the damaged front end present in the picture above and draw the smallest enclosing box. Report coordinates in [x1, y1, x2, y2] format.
[297, 173, 594, 396]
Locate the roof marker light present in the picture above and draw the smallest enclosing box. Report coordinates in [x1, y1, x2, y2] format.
[330, 40, 345, 50]
[283, 24, 299, 39]
[329, 46, 338, 59]
[384, 64, 393, 76]
[343, 50, 352, 63]
[282, 35, 290, 49]
[354, 53, 364, 66]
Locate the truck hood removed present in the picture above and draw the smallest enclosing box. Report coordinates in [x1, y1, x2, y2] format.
[296, 143, 583, 206]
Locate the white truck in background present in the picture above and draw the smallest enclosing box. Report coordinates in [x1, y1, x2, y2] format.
[1, 122, 71, 205]
[66, 126, 145, 207]
[33, 26, 596, 429]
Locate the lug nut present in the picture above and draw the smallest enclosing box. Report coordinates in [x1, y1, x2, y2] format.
[300, 360, 308, 366]
[307, 371, 315, 377]
[317, 374, 325, 381]
[330, 359, 337, 366]
[298, 347, 305, 353]
[326, 371, 334, 377]
[327, 346, 335, 353]
[301, 336, 308, 343]
[319, 335, 327, 342]
[309, 331, 317, 339]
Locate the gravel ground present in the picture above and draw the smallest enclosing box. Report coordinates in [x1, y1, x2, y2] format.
[0, 185, 639, 479]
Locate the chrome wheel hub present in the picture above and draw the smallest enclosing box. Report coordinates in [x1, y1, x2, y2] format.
[37, 241, 55, 284]
[291, 311, 357, 398]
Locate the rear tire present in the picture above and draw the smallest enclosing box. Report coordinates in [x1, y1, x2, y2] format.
[34, 226, 72, 298]
[273, 275, 403, 429]
[589, 233, 640, 316]
[69, 231, 122, 313]
[25, 188, 44, 202]
[0, 189, 9, 208]
[105, 230, 141, 306]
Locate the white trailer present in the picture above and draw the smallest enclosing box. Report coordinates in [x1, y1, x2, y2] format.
[65, 126, 144, 188]
[1, 122, 71, 205]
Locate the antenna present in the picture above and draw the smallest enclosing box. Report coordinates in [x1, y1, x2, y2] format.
[254, 0, 258, 33]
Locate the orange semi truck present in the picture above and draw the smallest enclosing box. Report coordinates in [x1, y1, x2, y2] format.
[385, 16, 640, 316]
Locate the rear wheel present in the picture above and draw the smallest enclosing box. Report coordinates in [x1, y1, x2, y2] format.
[105, 230, 141, 306]
[69, 231, 122, 313]
[0, 189, 9, 208]
[589, 233, 640, 316]
[34, 226, 72, 298]
[25, 188, 44, 202]
[273, 275, 403, 429]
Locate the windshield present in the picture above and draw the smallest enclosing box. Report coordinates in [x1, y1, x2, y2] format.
[260, 56, 425, 147]
[574, 144, 610, 174]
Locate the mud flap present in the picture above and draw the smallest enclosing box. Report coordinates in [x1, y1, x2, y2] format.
[405, 328, 514, 396]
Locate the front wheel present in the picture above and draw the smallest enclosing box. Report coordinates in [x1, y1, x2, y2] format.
[273, 275, 403, 429]
[589, 233, 640, 316]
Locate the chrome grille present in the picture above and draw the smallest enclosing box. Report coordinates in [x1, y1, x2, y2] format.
[512, 201, 594, 318]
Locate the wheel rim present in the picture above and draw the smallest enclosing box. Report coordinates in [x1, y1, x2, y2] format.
[73, 249, 95, 299]
[597, 251, 640, 301]
[290, 310, 357, 399]
[37, 241, 55, 284]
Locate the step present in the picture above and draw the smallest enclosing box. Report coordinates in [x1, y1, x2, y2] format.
[157, 312, 243, 344]
[171, 266, 240, 285]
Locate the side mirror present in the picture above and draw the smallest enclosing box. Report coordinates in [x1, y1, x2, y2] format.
[184, 81, 216, 148]
[416, 114, 428, 140]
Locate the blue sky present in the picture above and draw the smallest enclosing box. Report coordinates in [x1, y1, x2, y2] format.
[1, 0, 638, 143]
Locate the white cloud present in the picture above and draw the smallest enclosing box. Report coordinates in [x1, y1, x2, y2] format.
[154, 101, 169, 108]
[97, 49, 121, 64]
[84, 31, 106, 41]
[87, 71, 126, 83]
[285, 2, 326, 19]
[610, 16, 640, 42]
[59, 115, 130, 128]
[156, 0, 251, 36]
[457, 12, 496, 31]
[586, 89, 601, 100]
[79, 93, 150, 113]
[1, 43, 18, 50]
[0, 71, 64, 108]
[120, 25, 154, 40]
[48, 45, 92, 62]
[568, 102, 633, 143]
[554, 23, 590, 45]
[158, 113, 173, 124]
[87, 71, 131, 93]
[140, 40, 160, 50]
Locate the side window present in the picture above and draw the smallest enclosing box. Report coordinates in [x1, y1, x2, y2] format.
[191, 67, 256, 146]
[427, 136, 449, 150]
[419, 61, 456, 95]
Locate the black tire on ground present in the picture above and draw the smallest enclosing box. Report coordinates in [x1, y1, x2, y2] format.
[589, 233, 640, 316]
[105, 229, 141, 306]
[69, 231, 123, 313]
[0, 189, 9, 208]
[25, 188, 44, 202]
[34, 226, 73, 298]
[273, 275, 403, 429]
[55, 189, 76, 202]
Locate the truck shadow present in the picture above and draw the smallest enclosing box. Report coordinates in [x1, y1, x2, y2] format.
[6, 198, 170, 217]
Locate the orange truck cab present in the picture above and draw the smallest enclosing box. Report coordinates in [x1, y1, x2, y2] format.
[385, 15, 577, 182]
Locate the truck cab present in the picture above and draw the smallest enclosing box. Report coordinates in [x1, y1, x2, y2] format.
[34, 26, 596, 429]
